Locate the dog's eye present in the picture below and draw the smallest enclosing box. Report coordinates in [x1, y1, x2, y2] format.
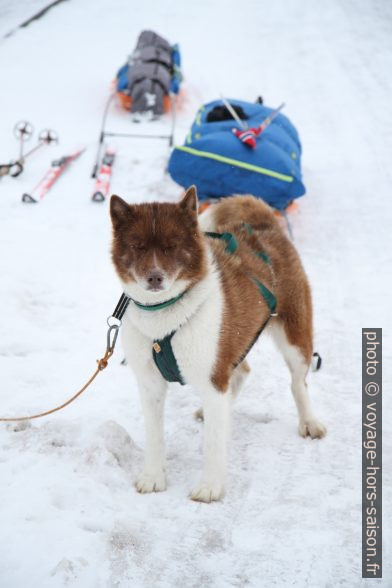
[164, 244, 176, 254]
[131, 244, 146, 252]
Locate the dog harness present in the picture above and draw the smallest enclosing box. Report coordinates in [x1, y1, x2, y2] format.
[112, 226, 277, 385]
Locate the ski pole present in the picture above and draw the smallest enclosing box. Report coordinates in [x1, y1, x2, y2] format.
[220, 95, 247, 129]
[0, 162, 23, 178]
[257, 102, 285, 133]
[232, 102, 285, 148]
[4, 127, 58, 178]
[92, 92, 116, 178]
[14, 120, 34, 161]
[21, 129, 58, 161]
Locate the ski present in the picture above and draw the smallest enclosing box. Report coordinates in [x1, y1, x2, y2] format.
[22, 148, 84, 203]
[91, 148, 116, 202]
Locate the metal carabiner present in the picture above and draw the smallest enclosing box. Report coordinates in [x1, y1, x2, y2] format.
[106, 323, 120, 353]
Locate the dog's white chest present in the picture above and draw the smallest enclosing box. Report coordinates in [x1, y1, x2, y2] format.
[122, 259, 224, 388]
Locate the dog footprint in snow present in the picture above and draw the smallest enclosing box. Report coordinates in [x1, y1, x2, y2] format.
[51, 557, 88, 582]
[6, 420, 31, 433]
[250, 413, 277, 424]
[95, 420, 141, 468]
[195, 409, 276, 424]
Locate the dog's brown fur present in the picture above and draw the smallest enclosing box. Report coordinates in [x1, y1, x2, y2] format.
[109, 189, 324, 501]
[111, 190, 313, 395]
[110, 191, 207, 287]
[206, 196, 313, 391]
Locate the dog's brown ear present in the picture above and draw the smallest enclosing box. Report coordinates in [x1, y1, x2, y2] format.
[110, 195, 132, 229]
[180, 185, 198, 218]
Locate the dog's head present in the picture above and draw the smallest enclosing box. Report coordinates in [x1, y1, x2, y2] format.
[110, 186, 207, 301]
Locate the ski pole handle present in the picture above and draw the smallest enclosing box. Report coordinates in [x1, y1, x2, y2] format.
[91, 163, 99, 179]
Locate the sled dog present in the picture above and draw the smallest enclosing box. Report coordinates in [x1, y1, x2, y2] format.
[110, 186, 326, 502]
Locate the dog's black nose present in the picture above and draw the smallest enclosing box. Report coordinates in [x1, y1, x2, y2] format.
[146, 269, 164, 290]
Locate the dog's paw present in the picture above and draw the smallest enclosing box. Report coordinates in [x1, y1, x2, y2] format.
[299, 419, 327, 439]
[189, 481, 224, 503]
[135, 470, 167, 494]
[194, 408, 204, 421]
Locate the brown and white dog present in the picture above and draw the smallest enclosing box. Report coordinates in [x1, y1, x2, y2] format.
[110, 186, 326, 502]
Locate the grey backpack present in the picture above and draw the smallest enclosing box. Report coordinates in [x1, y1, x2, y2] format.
[127, 30, 173, 116]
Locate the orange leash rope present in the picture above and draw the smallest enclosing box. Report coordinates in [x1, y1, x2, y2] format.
[0, 320, 121, 423]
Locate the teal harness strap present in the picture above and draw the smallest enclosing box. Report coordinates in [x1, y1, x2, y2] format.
[128, 292, 187, 384]
[206, 228, 276, 315]
[150, 226, 277, 386]
[253, 279, 276, 314]
[233, 278, 276, 367]
[243, 223, 272, 264]
[205, 231, 238, 254]
[152, 332, 185, 385]
[206, 226, 278, 370]
[254, 250, 271, 264]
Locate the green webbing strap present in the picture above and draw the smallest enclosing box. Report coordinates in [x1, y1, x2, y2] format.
[205, 231, 238, 254]
[254, 250, 272, 264]
[152, 332, 185, 385]
[206, 228, 275, 312]
[151, 226, 277, 386]
[253, 279, 277, 314]
[243, 223, 271, 264]
[132, 291, 185, 311]
[175, 146, 294, 183]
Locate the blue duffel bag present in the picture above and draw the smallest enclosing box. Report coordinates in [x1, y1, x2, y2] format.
[168, 99, 305, 210]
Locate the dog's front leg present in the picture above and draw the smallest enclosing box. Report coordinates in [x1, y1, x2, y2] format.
[135, 370, 168, 494]
[190, 385, 232, 503]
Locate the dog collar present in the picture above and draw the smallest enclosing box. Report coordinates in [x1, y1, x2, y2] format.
[131, 291, 186, 311]
[111, 291, 186, 321]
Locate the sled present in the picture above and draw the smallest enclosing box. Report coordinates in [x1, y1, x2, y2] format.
[91, 30, 182, 179]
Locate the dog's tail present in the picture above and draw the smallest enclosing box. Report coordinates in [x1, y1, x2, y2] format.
[199, 195, 279, 233]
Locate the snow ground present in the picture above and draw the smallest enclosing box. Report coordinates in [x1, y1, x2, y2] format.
[0, 0, 391, 586]
[0, 0, 58, 39]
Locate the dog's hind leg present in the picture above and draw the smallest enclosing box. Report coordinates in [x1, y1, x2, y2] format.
[194, 360, 250, 421]
[270, 321, 326, 439]
[231, 360, 251, 401]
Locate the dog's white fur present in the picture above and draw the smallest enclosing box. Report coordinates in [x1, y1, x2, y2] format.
[122, 247, 231, 501]
[121, 212, 325, 502]
[269, 322, 326, 439]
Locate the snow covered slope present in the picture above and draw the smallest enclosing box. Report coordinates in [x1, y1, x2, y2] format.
[0, 0, 391, 586]
[0, 0, 54, 39]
